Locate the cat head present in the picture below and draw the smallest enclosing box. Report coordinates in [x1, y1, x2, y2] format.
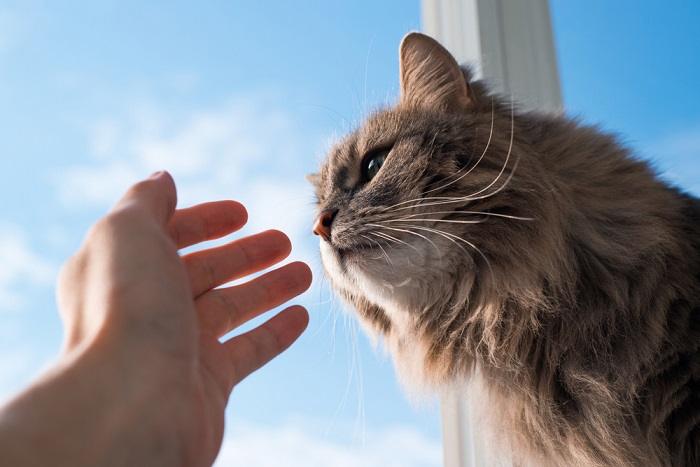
[309, 33, 558, 382]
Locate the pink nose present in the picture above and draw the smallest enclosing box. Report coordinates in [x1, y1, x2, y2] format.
[313, 210, 337, 241]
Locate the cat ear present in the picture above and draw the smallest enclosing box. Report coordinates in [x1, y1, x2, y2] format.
[399, 32, 472, 111]
[306, 172, 321, 187]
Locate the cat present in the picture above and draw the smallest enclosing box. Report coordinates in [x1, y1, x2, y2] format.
[308, 32, 699, 466]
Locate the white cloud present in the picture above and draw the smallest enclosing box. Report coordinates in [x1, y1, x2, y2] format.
[215, 422, 442, 467]
[57, 96, 319, 262]
[0, 224, 54, 311]
[59, 97, 308, 204]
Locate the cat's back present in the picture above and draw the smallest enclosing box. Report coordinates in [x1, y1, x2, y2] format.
[647, 190, 700, 466]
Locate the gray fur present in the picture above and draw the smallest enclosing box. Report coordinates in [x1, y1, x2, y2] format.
[310, 32, 699, 466]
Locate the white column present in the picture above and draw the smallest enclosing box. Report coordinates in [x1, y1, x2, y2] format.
[421, 0, 562, 113]
[421, 1, 563, 466]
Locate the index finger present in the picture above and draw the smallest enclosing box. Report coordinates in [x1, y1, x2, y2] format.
[225, 305, 309, 387]
[114, 171, 177, 226]
[168, 200, 248, 249]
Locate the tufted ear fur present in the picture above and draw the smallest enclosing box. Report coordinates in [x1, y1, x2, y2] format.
[306, 172, 321, 187]
[399, 32, 472, 111]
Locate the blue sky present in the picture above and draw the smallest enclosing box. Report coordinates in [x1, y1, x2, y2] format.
[0, 1, 698, 466]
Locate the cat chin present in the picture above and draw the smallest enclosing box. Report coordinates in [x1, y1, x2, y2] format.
[320, 240, 456, 391]
[319, 240, 432, 316]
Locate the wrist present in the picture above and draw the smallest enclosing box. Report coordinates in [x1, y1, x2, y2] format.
[0, 338, 186, 467]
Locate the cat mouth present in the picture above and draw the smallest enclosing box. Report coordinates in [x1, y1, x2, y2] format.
[331, 240, 384, 266]
[334, 243, 377, 257]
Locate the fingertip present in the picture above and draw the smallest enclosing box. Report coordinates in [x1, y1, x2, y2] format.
[276, 305, 309, 349]
[149, 170, 177, 200]
[152, 171, 177, 220]
[265, 229, 293, 258]
[118, 170, 178, 225]
[289, 304, 310, 333]
[213, 200, 248, 232]
[228, 200, 249, 227]
[289, 261, 313, 291]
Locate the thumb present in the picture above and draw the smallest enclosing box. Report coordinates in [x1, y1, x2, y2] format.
[114, 171, 178, 226]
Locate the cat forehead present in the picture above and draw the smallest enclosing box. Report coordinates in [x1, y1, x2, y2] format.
[326, 109, 429, 164]
[319, 113, 395, 183]
[318, 108, 443, 193]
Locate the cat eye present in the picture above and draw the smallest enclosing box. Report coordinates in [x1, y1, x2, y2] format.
[361, 147, 391, 182]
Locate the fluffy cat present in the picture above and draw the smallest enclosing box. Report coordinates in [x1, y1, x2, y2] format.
[309, 32, 699, 466]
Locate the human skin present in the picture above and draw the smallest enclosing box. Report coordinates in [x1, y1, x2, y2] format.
[0, 171, 312, 466]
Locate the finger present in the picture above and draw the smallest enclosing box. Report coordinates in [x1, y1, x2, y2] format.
[184, 229, 292, 296]
[114, 171, 177, 226]
[198, 261, 312, 337]
[168, 200, 248, 249]
[225, 305, 309, 386]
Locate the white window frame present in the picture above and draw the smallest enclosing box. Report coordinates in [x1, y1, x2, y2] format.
[420, 1, 563, 465]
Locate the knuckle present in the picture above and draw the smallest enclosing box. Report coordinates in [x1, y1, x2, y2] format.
[87, 208, 143, 243]
[56, 259, 76, 291]
[56, 250, 88, 312]
[127, 179, 153, 197]
[215, 291, 239, 332]
[59, 248, 87, 282]
[88, 212, 123, 239]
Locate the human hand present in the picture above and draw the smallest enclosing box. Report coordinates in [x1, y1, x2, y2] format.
[0, 171, 311, 467]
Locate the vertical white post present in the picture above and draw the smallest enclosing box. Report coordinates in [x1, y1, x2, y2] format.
[421, 1, 563, 466]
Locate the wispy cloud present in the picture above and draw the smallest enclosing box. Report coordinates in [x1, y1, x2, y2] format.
[0, 224, 54, 312]
[57, 96, 319, 261]
[215, 421, 442, 467]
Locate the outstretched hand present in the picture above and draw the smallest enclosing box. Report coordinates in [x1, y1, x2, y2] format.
[0, 171, 311, 467]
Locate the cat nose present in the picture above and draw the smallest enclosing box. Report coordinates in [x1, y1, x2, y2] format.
[313, 209, 338, 241]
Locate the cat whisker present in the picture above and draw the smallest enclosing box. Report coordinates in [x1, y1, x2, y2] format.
[393, 210, 534, 221]
[421, 97, 496, 196]
[370, 230, 401, 245]
[359, 234, 388, 261]
[383, 218, 486, 225]
[404, 224, 494, 278]
[366, 224, 421, 252]
[348, 319, 367, 444]
[399, 224, 469, 256]
[387, 100, 519, 212]
[460, 99, 516, 200]
[374, 103, 493, 213]
[367, 232, 395, 266]
[371, 224, 441, 254]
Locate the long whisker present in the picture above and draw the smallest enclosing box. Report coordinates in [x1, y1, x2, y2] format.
[359, 234, 386, 261]
[422, 97, 495, 195]
[370, 230, 402, 246]
[373, 238, 394, 266]
[402, 224, 469, 255]
[383, 218, 486, 225]
[389, 99, 517, 212]
[366, 224, 420, 252]
[380, 98, 496, 212]
[404, 224, 494, 278]
[373, 224, 441, 254]
[459, 99, 516, 199]
[367, 232, 395, 266]
[393, 210, 534, 222]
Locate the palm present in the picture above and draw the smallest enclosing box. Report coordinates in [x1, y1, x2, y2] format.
[164, 200, 311, 466]
[55, 174, 310, 467]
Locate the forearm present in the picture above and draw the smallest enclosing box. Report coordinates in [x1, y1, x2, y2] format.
[0, 345, 183, 467]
